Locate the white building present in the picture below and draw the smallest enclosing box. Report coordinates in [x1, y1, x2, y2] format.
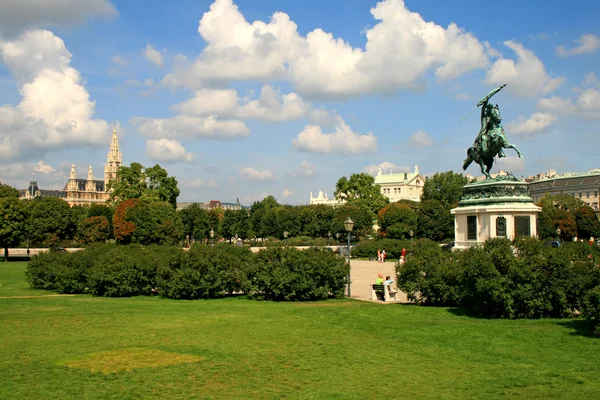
[374, 165, 425, 203]
[309, 190, 346, 207]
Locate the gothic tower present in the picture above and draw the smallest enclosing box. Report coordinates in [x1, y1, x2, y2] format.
[104, 123, 122, 188]
[67, 163, 78, 191]
[85, 165, 95, 192]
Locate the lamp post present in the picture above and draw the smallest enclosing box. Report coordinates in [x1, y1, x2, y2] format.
[336, 232, 340, 245]
[328, 232, 332, 245]
[409, 230, 414, 255]
[556, 227, 561, 241]
[186, 234, 190, 248]
[234, 234, 238, 246]
[210, 229, 214, 246]
[344, 217, 355, 297]
[283, 231, 288, 244]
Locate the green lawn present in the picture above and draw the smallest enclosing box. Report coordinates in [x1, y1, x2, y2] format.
[1, 262, 599, 399]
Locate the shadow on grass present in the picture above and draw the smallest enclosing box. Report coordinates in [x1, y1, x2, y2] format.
[556, 319, 597, 338]
[446, 307, 496, 320]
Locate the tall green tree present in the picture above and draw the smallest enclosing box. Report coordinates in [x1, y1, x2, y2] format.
[378, 203, 417, 239]
[127, 201, 184, 245]
[0, 198, 29, 261]
[28, 197, 75, 246]
[421, 171, 470, 208]
[108, 162, 180, 207]
[0, 184, 20, 198]
[250, 195, 280, 238]
[331, 205, 373, 239]
[334, 173, 389, 216]
[417, 199, 454, 241]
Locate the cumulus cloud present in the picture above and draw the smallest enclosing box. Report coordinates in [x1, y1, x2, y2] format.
[240, 167, 275, 181]
[582, 72, 599, 87]
[289, 160, 317, 178]
[145, 138, 194, 162]
[0, 30, 111, 161]
[292, 117, 377, 154]
[409, 130, 435, 147]
[455, 93, 471, 101]
[538, 88, 600, 119]
[556, 34, 600, 57]
[362, 161, 411, 176]
[161, 0, 488, 99]
[0, 0, 118, 38]
[188, 178, 218, 188]
[282, 189, 293, 198]
[143, 44, 164, 67]
[486, 41, 564, 98]
[506, 112, 557, 135]
[0, 160, 64, 189]
[173, 85, 322, 122]
[495, 155, 525, 172]
[130, 115, 250, 140]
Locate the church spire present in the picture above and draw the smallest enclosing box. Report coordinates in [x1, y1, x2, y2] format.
[105, 122, 123, 187]
[87, 165, 94, 181]
[69, 163, 77, 180]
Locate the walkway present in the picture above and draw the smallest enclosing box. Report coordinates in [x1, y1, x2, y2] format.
[348, 259, 410, 304]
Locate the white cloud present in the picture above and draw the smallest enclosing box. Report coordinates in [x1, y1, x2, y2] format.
[282, 189, 293, 198]
[506, 112, 557, 135]
[130, 115, 250, 140]
[290, 160, 317, 178]
[240, 167, 275, 181]
[0, 160, 64, 189]
[162, 0, 488, 99]
[582, 72, 599, 87]
[143, 44, 164, 67]
[188, 178, 218, 188]
[409, 130, 435, 147]
[0, 0, 118, 38]
[495, 155, 525, 172]
[110, 55, 129, 66]
[455, 93, 471, 101]
[292, 117, 377, 154]
[173, 85, 328, 123]
[556, 34, 600, 57]
[362, 161, 411, 176]
[538, 88, 600, 119]
[145, 138, 194, 162]
[0, 30, 110, 161]
[486, 41, 564, 98]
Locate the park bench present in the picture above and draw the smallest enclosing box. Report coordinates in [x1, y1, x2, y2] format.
[370, 284, 398, 302]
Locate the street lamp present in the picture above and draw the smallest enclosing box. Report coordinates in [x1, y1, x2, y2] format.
[336, 232, 340, 245]
[556, 227, 561, 241]
[210, 229, 214, 246]
[344, 217, 355, 297]
[328, 232, 332, 244]
[186, 234, 190, 248]
[409, 230, 414, 254]
[283, 231, 288, 244]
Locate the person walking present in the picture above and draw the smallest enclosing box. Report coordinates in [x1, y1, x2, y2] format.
[377, 249, 381, 263]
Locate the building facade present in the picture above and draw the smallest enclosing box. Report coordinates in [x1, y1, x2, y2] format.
[374, 165, 425, 203]
[19, 125, 122, 206]
[309, 190, 346, 207]
[177, 199, 245, 211]
[528, 169, 600, 210]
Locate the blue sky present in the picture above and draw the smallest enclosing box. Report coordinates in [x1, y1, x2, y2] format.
[0, 0, 599, 205]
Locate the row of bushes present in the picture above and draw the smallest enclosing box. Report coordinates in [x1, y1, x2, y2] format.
[351, 238, 438, 260]
[26, 244, 349, 301]
[396, 238, 600, 335]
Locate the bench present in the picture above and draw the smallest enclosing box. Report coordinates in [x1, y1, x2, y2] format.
[370, 284, 398, 301]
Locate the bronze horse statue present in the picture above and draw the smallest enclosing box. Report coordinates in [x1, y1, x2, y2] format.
[462, 84, 522, 179]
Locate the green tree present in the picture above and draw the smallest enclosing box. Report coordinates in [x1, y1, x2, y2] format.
[108, 162, 180, 207]
[0, 198, 29, 261]
[222, 209, 250, 240]
[179, 203, 212, 242]
[334, 173, 389, 215]
[127, 201, 184, 245]
[536, 194, 588, 240]
[378, 203, 417, 239]
[88, 204, 114, 238]
[417, 200, 453, 241]
[575, 205, 600, 240]
[250, 195, 280, 238]
[421, 171, 470, 208]
[28, 197, 75, 246]
[80, 216, 110, 244]
[0, 184, 20, 198]
[331, 205, 373, 239]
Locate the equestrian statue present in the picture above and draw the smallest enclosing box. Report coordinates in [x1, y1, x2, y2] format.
[462, 84, 522, 179]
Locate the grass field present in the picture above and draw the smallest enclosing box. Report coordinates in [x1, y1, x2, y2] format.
[1, 261, 600, 399]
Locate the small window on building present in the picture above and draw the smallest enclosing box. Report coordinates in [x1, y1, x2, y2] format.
[467, 216, 477, 240]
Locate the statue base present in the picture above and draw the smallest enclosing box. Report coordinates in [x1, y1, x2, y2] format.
[450, 176, 541, 250]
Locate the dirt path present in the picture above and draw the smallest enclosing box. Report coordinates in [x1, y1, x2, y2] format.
[348, 259, 410, 304]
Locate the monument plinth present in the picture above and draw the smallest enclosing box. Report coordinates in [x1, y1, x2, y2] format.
[454, 84, 540, 249]
[451, 176, 541, 249]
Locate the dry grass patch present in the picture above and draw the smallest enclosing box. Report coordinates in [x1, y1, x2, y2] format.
[60, 348, 205, 374]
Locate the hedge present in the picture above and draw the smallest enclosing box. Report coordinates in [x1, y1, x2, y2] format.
[26, 243, 348, 302]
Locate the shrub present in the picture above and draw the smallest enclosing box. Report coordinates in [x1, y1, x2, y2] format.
[248, 247, 348, 301]
[583, 286, 600, 337]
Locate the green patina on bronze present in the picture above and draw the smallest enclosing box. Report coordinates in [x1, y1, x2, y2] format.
[462, 84, 523, 180]
[458, 176, 534, 207]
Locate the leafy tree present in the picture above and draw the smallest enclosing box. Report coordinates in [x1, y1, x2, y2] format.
[536, 194, 588, 240]
[88, 204, 114, 238]
[80, 216, 110, 244]
[250, 195, 280, 238]
[113, 199, 139, 244]
[306, 205, 335, 238]
[222, 209, 250, 240]
[331, 205, 373, 239]
[421, 171, 470, 208]
[417, 199, 454, 241]
[0, 184, 20, 198]
[378, 203, 417, 239]
[0, 198, 29, 261]
[179, 203, 212, 241]
[334, 173, 389, 215]
[575, 206, 600, 240]
[28, 197, 75, 246]
[108, 162, 180, 207]
[128, 201, 184, 245]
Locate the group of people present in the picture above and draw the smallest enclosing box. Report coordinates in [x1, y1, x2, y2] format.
[375, 274, 394, 286]
[376, 249, 387, 263]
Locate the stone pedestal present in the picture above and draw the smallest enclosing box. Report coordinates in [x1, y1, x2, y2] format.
[450, 176, 541, 250]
